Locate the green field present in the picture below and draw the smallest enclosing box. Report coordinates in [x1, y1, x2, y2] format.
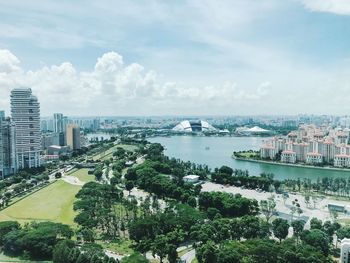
[0, 252, 52, 263]
[0, 180, 80, 226]
[235, 151, 259, 158]
[98, 239, 134, 255]
[93, 144, 139, 161]
[70, 168, 95, 183]
[0, 169, 96, 226]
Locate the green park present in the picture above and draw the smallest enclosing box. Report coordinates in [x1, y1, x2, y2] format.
[0, 169, 94, 226]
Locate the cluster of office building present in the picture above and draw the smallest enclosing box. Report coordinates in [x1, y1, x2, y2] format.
[40, 113, 83, 158]
[260, 124, 350, 167]
[0, 88, 84, 179]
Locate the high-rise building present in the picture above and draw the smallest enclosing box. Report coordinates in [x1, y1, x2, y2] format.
[40, 119, 49, 132]
[66, 124, 81, 150]
[53, 113, 64, 133]
[93, 118, 100, 131]
[41, 132, 60, 150]
[0, 111, 5, 120]
[58, 132, 65, 146]
[0, 118, 17, 178]
[11, 88, 41, 169]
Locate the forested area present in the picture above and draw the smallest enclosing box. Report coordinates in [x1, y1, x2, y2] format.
[1, 142, 350, 262]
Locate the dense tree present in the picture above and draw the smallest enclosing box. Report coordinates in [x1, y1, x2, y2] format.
[187, 196, 197, 208]
[322, 220, 340, 240]
[120, 253, 148, 263]
[125, 180, 134, 195]
[216, 243, 242, 263]
[198, 192, 259, 218]
[301, 229, 330, 256]
[211, 168, 274, 191]
[310, 218, 323, 230]
[151, 235, 168, 263]
[94, 168, 103, 181]
[52, 240, 75, 263]
[291, 220, 305, 243]
[0, 221, 20, 245]
[3, 222, 73, 260]
[272, 218, 289, 242]
[74, 182, 123, 238]
[260, 197, 276, 223]
[218, 165, 233, 176]
[241, 215, 261, 239]
[196, 241, 218, 263]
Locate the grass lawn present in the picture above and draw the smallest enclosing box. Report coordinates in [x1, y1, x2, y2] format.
[69, 168, 95, 183]
[0, 252, 52, 262]
[337, 218, 350, 226]
[94, 144, 139, 161]
[237, 151, 259, 158]
[0, 180, 81, 226]
[7, 183, 53, 206]
[0, 252, 25, 262]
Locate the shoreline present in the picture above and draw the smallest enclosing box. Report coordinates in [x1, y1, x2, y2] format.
[232, 156, 350, 172]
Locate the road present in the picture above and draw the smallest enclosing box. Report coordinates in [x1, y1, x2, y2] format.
[180, 249, 196, 263]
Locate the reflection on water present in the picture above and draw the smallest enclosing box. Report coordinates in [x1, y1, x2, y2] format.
[148, 136, 350, 181]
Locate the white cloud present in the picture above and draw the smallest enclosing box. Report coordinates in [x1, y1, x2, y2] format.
[0, 49, 22, 73]
[299, 0, 350, 15]
[0, 49, 270, 116]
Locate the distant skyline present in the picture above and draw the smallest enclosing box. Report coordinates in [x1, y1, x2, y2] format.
[1, 0, 350, 116]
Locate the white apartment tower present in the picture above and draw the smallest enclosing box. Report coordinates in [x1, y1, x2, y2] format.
[11, 88, 41, 169]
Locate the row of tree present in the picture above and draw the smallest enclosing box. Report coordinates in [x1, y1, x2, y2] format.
[211, 165, 278, 191]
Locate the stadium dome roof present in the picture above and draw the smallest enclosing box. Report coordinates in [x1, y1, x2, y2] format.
[172, 120, 216, 132]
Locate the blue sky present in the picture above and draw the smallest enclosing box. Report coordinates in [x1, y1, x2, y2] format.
[1, 0, 350, 116]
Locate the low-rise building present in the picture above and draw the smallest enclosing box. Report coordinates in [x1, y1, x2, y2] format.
[47, 145, 70, 156]
[41, 132, 60, 150]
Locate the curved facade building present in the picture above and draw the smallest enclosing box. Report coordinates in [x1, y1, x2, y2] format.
[173, 120, 216, 132]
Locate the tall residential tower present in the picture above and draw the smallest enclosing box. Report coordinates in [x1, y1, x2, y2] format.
[11, 88, 41, 169]
[53, 113, 64, 133]
[0, 118, 17, 178]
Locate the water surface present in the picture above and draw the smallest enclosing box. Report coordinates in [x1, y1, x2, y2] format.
[148, 136, 350, 181]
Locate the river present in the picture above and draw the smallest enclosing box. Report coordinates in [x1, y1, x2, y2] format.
[148, 136, 350, 181]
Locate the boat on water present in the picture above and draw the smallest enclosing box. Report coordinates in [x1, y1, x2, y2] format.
[205, 146, 210, 150]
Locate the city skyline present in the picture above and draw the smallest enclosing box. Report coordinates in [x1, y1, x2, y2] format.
[1, 0, 350, 116]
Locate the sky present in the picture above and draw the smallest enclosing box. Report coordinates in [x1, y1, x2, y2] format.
[1, 0, 350, 117]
